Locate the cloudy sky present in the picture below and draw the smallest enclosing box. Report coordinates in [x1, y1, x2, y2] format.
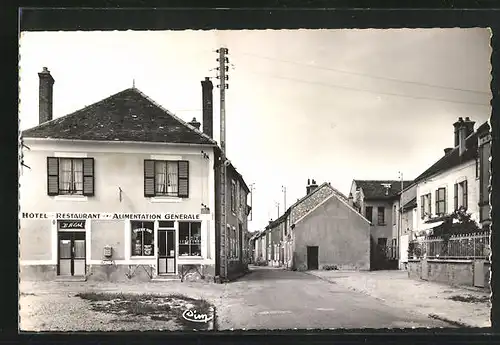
[19, 29, 492, 231]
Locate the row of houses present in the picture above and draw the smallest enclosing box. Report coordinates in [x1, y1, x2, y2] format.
[251, 180, 372, 271]
[20, 68, 252, 282]
[251, 116, 491, 284]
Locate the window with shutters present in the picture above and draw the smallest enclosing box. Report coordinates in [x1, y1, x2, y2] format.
[365, 206, 373, 223]
[229, 225, 239, 259]
[377, 206, 385, 225]
[393, 205, 397, 225]
[454, 180, 468, 210]
[47, 157, 94, 196]
[420, 193, 432, 219]
[144, 160, 189, 198]
[435, 188, 446, 216]
[231, 180, 237, 214]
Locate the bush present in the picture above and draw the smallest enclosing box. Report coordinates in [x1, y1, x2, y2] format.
[322, 265, 339, 271]
[255, 258, 268, 266]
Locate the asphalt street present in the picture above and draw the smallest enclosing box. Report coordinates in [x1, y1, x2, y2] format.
[215, 266, 452, 330]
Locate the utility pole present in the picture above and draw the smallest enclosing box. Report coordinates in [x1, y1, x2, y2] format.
[282, 185, 287, 211]
[249, 183, 255, 221]
[398, 171, 404, 268]
[216, 47, 229, 279]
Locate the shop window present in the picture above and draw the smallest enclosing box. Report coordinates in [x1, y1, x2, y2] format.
[178, 222, 201, 257]
[131, 221, 154, 257]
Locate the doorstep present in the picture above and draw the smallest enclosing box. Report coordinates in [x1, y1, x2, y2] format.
[55, 275, 87, 282]
[151, 276, 181, 282]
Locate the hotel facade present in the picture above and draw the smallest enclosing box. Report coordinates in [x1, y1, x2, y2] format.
[19, 68, 249, 282]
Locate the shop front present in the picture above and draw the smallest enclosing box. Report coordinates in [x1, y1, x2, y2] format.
[20, 212, 215, 282]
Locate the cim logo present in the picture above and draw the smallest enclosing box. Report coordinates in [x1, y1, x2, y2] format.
[182, 309, 213, 323]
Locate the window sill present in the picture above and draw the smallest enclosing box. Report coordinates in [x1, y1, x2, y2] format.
[178, 256, 204, 260]
[377, 223, 386, 226]
[150, 197, 183, 203]
[130, 256, 155, 259]
[54, 195, 88, 202]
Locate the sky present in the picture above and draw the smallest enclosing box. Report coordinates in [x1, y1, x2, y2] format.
[19, 29, 492, 232]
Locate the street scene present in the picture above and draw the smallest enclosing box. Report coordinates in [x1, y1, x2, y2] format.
[18, 28, 491, 331]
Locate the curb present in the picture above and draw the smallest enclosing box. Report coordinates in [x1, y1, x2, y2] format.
[428, 313, 472, 328]
[305, 272, 387, 302]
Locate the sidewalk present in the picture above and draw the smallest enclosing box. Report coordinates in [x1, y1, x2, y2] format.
[307, 270, 491, 328]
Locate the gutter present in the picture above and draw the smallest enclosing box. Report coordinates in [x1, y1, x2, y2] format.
[22, 137, 218, 148]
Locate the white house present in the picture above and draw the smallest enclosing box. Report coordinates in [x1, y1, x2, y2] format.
[19, 68, 248, 282]
[413, 117, 487, 235]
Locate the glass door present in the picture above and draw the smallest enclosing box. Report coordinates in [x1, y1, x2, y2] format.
[58, 231, 86, 276]
[158, 229, 176, 275]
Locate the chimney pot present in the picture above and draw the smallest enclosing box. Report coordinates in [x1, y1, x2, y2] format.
[189, 117, 201, 130]
[465, 117, 470, 121]
[444, 148, 453, 155]
[38, 67, 55, 124]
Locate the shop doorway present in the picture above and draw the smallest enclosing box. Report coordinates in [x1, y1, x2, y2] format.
[58, 230, 86, 277]
[158, 229, 176, 275]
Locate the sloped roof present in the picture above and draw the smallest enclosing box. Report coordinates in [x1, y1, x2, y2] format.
[413, 126, 484, 183]
[402, 197, 417, 211]
[22, 88, 216, 146]
[354, 180, 414, 200]
[227, 163, 250, 193]
[265, 182, 349, 230]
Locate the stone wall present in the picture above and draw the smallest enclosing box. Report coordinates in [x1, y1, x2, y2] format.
[408, 259, 491, 291]
[290, 185, 334, 225]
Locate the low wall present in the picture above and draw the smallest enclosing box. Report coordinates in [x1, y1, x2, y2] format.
[20, 263, 216, 282]
[408, 259, 491, 290]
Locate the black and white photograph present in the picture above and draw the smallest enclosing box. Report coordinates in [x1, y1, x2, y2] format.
[18, 28, 492, 331]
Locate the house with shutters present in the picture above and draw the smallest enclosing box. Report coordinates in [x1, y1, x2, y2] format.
[412, 117, 490, 235]
[348, 179, 413, 270]
[19, 67, 249, 283]
[406, 117, 491, 290]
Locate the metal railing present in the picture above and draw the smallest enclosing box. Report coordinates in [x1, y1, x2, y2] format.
[412, 231, 490, 260]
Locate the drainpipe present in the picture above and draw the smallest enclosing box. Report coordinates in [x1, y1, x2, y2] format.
[398, 172, 404, 269]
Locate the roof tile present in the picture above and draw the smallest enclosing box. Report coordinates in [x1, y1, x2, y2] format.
[22, 88, 216, 146]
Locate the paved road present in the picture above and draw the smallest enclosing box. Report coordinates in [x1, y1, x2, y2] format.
[215, 266, 452, 330]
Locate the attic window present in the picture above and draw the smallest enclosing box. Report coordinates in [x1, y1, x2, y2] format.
[381, 183, 391, 196]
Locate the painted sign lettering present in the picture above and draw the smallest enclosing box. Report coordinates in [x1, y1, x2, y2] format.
[59, 220, 85, 229]
[21, 212, 209, 220]
[132, 227, 153, 234]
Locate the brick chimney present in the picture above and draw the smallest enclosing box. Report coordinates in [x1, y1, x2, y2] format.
[38, 67, 54, 124]
[453, 117, 475, 156]
[306, 179, 319, 195]
[188, 117, 201, 130]
[201, 77, 213, 138]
